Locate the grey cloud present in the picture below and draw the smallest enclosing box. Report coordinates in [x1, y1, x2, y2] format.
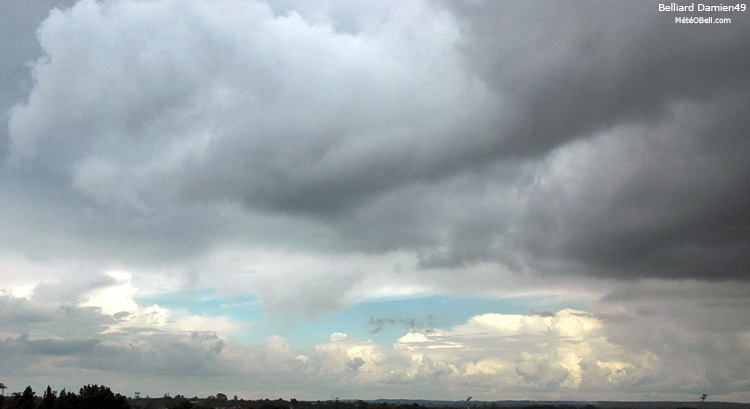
[346, 356, 365, 371]
[68, 332, 232, 376]
[591, 280, 750, 394]
[413, 1, 750, 279]
[0, 293, 113, 339]
[540, 104, 750, 279]
[0, 0, 78, 159]
[8, 0, 495, 213]
[0, 296, 53, 324]
[398, 92, 750, 280]
[445, 1, 750, 156]
[0, 291, 298, 384]
[266, 0, 405, 35]
[112, 311, 131, 320]
[578, 356, 615, 389]
[6, 0, 492, 268]
[369, 316, 433, 334]
[412, 356, 456, 382]
[515, 353, 570, 389]
[30, 271, 116, 305]
[9, 333, 99, 355]
[362, 2, 750, 281]
[529, 310, 556, 318]
[0, 303, 107, 378]
[595, 281, 750, 344]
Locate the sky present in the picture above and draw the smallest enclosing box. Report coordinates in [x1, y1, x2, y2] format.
[1, 0, 749, 403]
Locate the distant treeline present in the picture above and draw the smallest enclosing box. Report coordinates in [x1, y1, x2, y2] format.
[129, 397, 600, 409]
[0, 385, 128, 409]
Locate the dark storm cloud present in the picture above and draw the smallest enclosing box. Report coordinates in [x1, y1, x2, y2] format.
[517, 92, 750, 280]
[407, 4, 750, 280]
[3, 0, 750, 294]
[186, 0, 750, 280]
[410, 1, 750, 280]
[444, 0, 750, 155]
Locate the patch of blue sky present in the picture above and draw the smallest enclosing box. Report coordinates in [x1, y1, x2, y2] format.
[137, 291, 587, 351]
[134, 288, 264, 324]
[302, 295, 588, 347]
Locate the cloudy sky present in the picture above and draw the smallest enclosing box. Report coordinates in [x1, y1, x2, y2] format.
[1, 0, 749, 402]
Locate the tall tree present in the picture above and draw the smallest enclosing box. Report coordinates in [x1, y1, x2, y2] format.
[16, 386, 36, 409]
[40, 386, 57, 409]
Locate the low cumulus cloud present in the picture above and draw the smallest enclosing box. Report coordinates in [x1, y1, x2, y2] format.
[1, 277, 749, 400]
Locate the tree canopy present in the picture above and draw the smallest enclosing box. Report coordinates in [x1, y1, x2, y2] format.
[4, 385, 129, 409]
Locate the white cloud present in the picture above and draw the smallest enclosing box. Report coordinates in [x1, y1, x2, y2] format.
[515, 352, 570, 389]
[389, 309, 661, 396]
[82, 271, 139, 315]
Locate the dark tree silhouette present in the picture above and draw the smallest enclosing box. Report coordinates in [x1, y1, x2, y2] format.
[53, 389, 80, 409]
[15, 386, 36, 409]
[40, 386, 57, 409]
[77, 385, 128, 409]
[169, 397, 192, 409]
